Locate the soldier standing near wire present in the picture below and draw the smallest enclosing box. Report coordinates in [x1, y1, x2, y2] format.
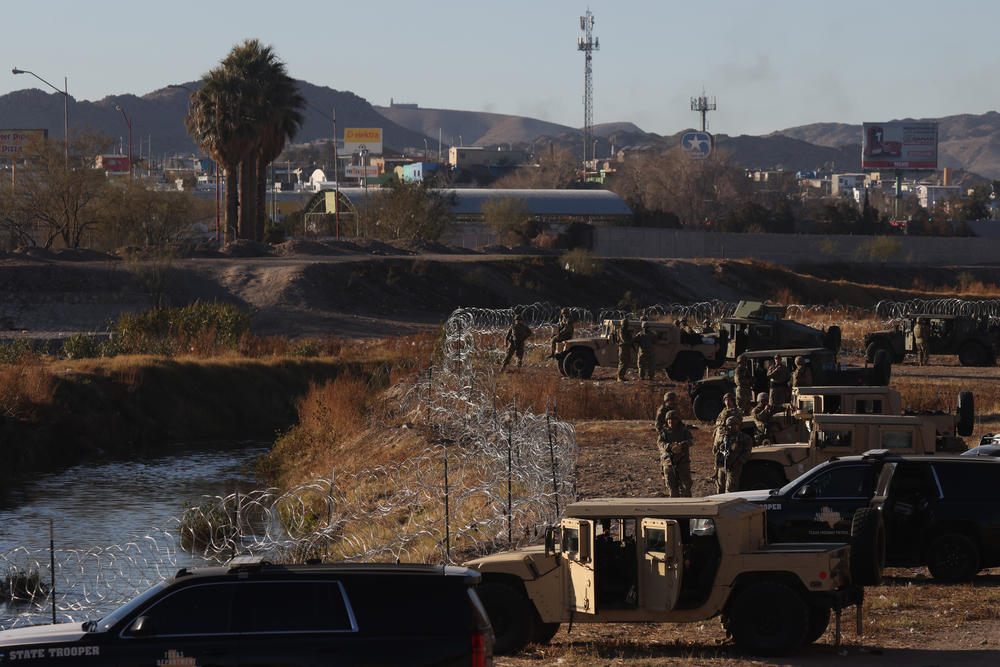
[615, 319, 634, 382]
[635, 322, 656, 380]
[713, 392, 743, 449]
[914, 317, 930, 366]
[500, 315, 532, 372]
[656, 410, 693, 497]
[549, 308, 575, 358]
[714, 415, 752, 493]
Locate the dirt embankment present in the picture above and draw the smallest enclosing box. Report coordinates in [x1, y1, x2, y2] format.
[3, 244, 1000, 341]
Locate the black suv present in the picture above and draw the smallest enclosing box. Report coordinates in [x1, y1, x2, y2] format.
[713, 451, 1000, 581]
[0, 560, 494, 666]
[689, 347, 891, 422]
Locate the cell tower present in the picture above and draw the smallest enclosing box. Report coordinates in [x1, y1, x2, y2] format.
[690, 93, 717, 132]
[578, 9, 599, 167]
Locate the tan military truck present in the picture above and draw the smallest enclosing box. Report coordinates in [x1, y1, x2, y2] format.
[740, 405, 973, 490]
[554, 319, 723, 381]
[464, 497, 867, 657]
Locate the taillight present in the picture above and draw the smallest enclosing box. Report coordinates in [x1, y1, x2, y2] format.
[472, 631, 493, 667]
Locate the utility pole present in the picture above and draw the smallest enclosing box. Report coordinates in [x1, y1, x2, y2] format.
[577, 9, 599, 174]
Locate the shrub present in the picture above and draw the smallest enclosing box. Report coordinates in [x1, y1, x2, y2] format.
[62, 333, 101, 360]
[0, 340, 33, 365]
[562, 248, 604, 277]
[854, 236, 903, 264]
[109, 301, 252, 356]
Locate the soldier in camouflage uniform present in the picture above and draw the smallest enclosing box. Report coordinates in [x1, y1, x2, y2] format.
[713, 392, 743, 449]
[751, 391, 775, 446]
[913, 317, 930, 366]
[734, 355, 753, 413]
[635, 322, 657, 380]
[656, 410, 693, 497]
[714, 415, 753, 493]
[549, 308, 575, 358]
[500, 315, 532, 372]
[615, 318, 634, 382]
[791, 355, 813, 390]
[767, 355, 791, 406]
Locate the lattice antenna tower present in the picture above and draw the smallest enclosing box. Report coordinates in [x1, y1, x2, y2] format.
[578, 9, 599, 167]
[690, 92, 717, 132]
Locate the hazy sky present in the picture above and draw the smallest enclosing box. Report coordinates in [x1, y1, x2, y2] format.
[4, 0, 998, 137]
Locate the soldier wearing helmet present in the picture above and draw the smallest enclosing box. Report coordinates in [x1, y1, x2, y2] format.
[751, 392, 775, 446]
[500, 314, 532, 373]
[635, 321, 657, 380]
[614, 318, 634, 382]
[714, 414, 753, 493]
[655, 409, 693, 497]
[791, 355, 813, 389]
[767, 354, 791, 406]
[734, 355, 753, 413]
[913, 317, 930, 366]
[713, 392, 743, 449]
[549, 307, 575, 359]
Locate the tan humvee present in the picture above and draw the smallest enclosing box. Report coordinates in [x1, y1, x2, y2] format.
[741, 410, 971, 490]
[464, 497, 864, 657]
[751, 385, 903, 445]
[553, 319, 723, 381]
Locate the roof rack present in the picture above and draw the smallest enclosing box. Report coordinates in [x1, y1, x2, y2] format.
[227, 556, 273, 572]
[861, 448, 890, 460]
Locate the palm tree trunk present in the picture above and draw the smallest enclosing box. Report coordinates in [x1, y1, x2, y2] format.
[256, 154, 268, 242]
[238, 156, 257, 240]
[225, 167, 239, 243]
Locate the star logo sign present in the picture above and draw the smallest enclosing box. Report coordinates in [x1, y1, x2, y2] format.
[815, 506, 841, 529]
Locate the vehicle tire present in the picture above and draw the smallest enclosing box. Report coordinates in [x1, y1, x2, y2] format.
[958, 342, 989, 367]
[555, 353, 568, 376]
[693, 390, 725, 422]
[477, 582, 535, 655]
[668, 352, 708, 382]
[849, 508, 885, 586]
[531, 621, 560, 645]
[727, 581, 808, 656]
[562, 348, 596, 379]
[956, 391, 975, 437]
[738, 464, 786, 491]
[872, 349, 892, 386]
[865, 341, 892, 365]
[803, 605, 831, 645]
[824, 325, 842, 352]
[926, 533, 980, 582]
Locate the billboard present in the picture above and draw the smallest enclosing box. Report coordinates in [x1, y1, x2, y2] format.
[862, 122, 938, 171]
[0, 129, 48, 158]
[96, 155, 130, 173]
[681, 131, 712, 159]
[343, 128, 382, 155]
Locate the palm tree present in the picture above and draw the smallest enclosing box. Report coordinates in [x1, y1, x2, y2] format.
[252, 64, 304, 240]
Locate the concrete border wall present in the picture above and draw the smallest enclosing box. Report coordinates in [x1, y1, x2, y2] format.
[591, 228, 1000, 265]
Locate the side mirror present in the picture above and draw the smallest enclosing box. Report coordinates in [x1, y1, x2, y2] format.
[544, 526, 561, 557]
[796, 484, 815, 498]
[127, 615, 155, 636]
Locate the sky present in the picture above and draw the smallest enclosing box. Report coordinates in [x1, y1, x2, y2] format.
[4, 0, 999, 137]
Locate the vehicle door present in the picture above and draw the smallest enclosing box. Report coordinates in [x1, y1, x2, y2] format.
[883, 462, 938, 560]
[117, 581, 241, 666]
[772, 464, 878, 541]
[561, 518, 596, 614]
[638, 518, 683, 611]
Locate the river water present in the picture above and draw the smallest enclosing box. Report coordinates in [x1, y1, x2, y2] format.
[0, 441, 269, 629]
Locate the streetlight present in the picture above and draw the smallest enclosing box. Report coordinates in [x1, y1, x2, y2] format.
[12, 67, 68, 167]
[114, 104, 133, 185]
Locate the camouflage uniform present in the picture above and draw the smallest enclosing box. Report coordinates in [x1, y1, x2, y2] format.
[913, 319, 930, 366]
[791, 356, 813, 389]
[713, 394, 743, 449]
[549, 308, 575, 357]
[714, 416, 753, 493]
[500, 316, 532, 372]
[656, 410, 693, 497]
[635, 323, 657, 380]
[767, 357, 791, 406]
[655, 392, 681, 424]
[734, 357, 753, 413]
[615, 319, 634, 382]
[751, 392, 775, 446]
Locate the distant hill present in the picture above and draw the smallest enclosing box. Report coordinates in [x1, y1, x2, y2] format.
[3, 80, 999, 178]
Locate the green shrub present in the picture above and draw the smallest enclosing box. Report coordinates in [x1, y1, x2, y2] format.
[561, 248, 604, 276]
[62, 334, 101, 360]
[290, 340, 322, 358]
[853, 236, 903, 264]
[109, 301, 252, 356]
[0, 340, 33, 365]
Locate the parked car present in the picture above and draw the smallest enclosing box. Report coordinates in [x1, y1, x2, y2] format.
[713, 450, 1000, 581]
[0, 559, 494, 666]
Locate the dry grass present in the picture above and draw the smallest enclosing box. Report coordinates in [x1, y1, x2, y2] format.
[0, 358, 55, 420]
